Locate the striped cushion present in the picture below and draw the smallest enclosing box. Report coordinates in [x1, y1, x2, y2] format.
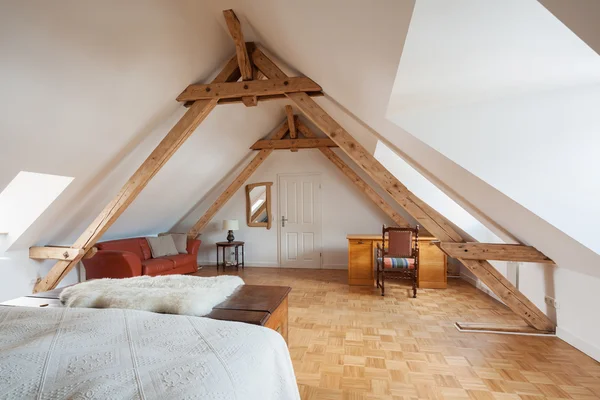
[378, 257, 415, 269]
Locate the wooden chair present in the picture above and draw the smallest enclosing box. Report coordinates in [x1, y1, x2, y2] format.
[376, 225, 419, 297]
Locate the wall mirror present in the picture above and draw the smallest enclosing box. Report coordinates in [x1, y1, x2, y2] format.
[245, 182, 273, 229]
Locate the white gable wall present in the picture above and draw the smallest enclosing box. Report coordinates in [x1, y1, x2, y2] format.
[0, 0, 257, 300]
[175, 148, 422, 268]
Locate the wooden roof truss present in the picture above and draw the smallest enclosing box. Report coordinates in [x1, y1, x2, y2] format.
[32, 10, 555, 334]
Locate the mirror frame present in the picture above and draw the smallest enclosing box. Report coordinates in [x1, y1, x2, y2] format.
[245, 182, 273, 229]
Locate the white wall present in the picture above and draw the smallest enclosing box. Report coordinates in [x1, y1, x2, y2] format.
[390, 85, 600, 259]
[379, 0, 600, 360]
[0, 0, 237, 300]
[388, 0, 600, 113]
[175, 149, 417, 268]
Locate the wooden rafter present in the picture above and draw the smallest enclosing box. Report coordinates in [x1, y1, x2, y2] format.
[33, 54, 243, 293]
[223, 10, 253, 80]
[320, 148, 410, 228]
[183, 55, 241, 108]
[271, 119, 290, 140]
[29, 247, 84, 261]
[435, 242, 554, 264]
[176, 77, 322, 102]
[250, 46, 554, 332]
[187, 149, 272, 239]
[298, 120, 410, 227]
[222, 8, 256, 108]
[250, 138, 337, 150]
[285, 105, 296, 139]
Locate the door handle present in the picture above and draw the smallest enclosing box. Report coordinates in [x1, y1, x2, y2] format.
[281, 216, 288, 227]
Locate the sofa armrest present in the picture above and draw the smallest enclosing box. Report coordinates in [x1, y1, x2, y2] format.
[81, 250, 142, 279]
[187, 239, 201, 256]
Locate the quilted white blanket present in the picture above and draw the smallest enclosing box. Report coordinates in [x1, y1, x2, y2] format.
[60, 275, 244, 317]
[0, 306, 300, 399]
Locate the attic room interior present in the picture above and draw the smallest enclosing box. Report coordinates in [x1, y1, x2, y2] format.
[1, 1, 600, 399]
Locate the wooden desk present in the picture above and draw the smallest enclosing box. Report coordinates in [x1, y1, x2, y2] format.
[347, 234, 447, 288]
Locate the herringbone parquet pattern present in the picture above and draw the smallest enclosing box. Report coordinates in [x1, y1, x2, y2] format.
[194, 267, 600, 399]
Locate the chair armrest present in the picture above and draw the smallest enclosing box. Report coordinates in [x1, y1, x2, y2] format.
[187, 239, 201, 256]
[81, 250, 142, 279]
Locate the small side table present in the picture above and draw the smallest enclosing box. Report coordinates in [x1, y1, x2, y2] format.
[216, 241, 245, 271]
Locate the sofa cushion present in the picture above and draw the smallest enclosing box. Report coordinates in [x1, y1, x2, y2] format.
[146, 236, 178, 258]
[96, 238, 151, 261]
[162, 254, 196, 269]
[141, 258, 175, 276]
[159, 233, 188, 254]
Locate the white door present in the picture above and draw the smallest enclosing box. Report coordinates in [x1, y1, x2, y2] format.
[278, 173, 322, 268]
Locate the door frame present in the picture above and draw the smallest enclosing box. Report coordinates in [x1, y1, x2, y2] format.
[277, 172, 323, 269]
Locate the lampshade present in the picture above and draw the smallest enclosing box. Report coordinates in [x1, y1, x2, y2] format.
[223, 219, 239, 231]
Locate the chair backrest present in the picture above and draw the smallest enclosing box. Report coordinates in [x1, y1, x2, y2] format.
[382, 225, 419, 258]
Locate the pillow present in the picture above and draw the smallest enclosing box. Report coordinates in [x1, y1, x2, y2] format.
[146, 236, 179, 258]
[159, 232, 188, 254]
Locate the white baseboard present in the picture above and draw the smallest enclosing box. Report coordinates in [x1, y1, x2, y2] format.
[556, 326, 600, 362]
[197, 259, 347, 270]
[460, 274, 600, 362]
[196, 260, 278, 268]
[322, 264, 347, 270]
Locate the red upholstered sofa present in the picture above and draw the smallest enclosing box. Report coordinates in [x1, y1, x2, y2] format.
[81, 237, 201, 279]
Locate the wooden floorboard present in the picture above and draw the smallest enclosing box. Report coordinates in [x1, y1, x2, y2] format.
[194, 267, 600, 400]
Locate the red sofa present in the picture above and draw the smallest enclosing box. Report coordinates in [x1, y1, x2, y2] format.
[82, 237, 201, 279]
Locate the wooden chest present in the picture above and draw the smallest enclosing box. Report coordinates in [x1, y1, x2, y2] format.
[347, 235, 447, 288]
[2, 284, 291, 342]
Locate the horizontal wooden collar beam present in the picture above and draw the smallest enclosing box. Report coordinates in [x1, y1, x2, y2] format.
[29, 246, 85, 261]
[250, 138, 338, 150]
[177, 77, 322, 102]
[434, 242, 554, 264]
[184, 92, 323, 108]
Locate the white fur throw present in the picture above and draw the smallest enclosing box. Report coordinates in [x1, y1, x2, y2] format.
[60, 275, 244, 317]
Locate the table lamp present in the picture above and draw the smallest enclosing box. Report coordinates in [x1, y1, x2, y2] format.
[223, 219, 239, 242]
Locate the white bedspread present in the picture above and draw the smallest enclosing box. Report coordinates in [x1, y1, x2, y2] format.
[0, 306, 300, 400]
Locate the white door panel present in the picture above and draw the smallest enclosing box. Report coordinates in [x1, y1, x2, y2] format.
[279, 173, 322, 268]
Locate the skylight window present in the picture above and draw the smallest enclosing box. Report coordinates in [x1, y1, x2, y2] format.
[0, 171, 73, 241]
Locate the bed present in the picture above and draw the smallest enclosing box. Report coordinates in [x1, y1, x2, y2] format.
[0, 306, 300, 399]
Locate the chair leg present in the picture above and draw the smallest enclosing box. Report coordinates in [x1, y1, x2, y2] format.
[381, 272, 385, 296]
[412, 276, 417, 298]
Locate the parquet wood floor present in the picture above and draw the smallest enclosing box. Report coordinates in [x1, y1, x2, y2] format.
[194, 267, 600, 399]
